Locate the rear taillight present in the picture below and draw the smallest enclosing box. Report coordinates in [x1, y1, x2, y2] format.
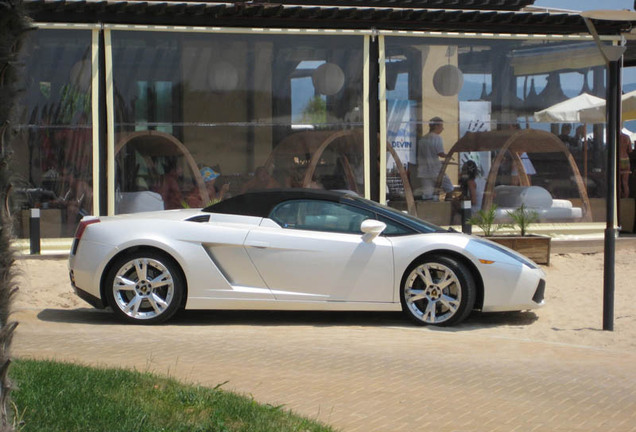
[74, 218, 100, 241]
[72, 218, 100, 255]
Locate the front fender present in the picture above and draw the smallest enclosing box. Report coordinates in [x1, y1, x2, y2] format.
[388, 232, 542, 308]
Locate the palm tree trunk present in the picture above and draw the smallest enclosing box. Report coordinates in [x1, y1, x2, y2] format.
[0, 1, 33, 430]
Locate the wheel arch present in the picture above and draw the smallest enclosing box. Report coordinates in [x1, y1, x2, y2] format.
[402, 249, 484, 310]
[99, 245, 189, 309]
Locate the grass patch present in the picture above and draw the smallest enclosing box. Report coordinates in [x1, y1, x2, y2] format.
[11, 359, 336, 432]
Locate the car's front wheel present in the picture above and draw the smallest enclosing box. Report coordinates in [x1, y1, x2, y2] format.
[105, 251, 185, 324]
[401, 255, 475, 326]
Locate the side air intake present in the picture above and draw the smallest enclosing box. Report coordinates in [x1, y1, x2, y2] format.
[186, 215, 210, 223]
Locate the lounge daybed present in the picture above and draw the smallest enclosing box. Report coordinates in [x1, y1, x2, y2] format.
[492, 185, 583, 223]
[116, 191, 165, 214]
[435, 129, 592, 222]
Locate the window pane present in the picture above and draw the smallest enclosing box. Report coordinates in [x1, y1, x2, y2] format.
[14, 29, 94, 238]
[622, 66, 636, 217]
[384, 36, 608, 228]
[377, 215, 415, 236]
[271, 200, 373, 234]
[111, 31, 365, 214]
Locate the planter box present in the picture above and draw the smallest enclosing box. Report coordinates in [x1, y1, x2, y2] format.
[486, 235, 551, 265]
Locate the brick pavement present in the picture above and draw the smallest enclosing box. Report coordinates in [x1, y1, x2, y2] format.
[12, 307, 636, 431]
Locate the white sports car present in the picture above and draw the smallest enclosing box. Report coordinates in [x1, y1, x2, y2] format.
[69, 189, 545, 326]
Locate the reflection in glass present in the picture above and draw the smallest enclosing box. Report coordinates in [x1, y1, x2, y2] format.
[14, 29, 93, 238]
[384, 36, 608, 227]
[111, 31, 364, 213]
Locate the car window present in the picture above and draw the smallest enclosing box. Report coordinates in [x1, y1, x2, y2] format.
[376, 215, 416, 236]
[270, 200, 374, 234]
[346, 196, 442, 233]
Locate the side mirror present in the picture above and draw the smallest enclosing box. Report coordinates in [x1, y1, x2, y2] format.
[360, 219, 386, 243]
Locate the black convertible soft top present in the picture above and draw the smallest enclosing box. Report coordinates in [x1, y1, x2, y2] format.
[206, 188, 444, 234]
[204, 189, 351, 218]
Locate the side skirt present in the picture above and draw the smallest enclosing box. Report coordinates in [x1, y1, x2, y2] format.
[185, 298, 402, 312]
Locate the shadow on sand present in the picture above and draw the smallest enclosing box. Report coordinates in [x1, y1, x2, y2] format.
[36, 307, 539, 330]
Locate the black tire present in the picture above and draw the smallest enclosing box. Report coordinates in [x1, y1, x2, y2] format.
[400, 254, 475, 326]
[104, 250, 185, 324]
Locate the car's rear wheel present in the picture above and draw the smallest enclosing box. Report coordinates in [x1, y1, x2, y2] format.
[105, 251, 184, 324]
[401, 255, 475, 326]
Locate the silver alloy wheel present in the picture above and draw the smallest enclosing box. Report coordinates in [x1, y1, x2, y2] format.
[404, 262, 462, 324]
[112, 257, 175, 321]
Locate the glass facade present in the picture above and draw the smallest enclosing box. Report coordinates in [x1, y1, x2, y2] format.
[382, 35, 610, 227]
[13, 25, 618, 239]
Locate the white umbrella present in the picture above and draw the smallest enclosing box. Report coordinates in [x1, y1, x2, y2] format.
[533, 93, 607, 188]
[533, 93, 605, 123]
[578, 90, 636, 123]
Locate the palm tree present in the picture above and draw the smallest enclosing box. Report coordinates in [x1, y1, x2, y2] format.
[0, 0, 32, 429]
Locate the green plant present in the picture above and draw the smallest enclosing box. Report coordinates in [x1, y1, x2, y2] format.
[506, 204, 539, 236]
[467, 205, 504, 237]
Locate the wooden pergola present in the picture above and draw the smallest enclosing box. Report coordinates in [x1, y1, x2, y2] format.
[435, 129, 593, 221]
[116, 130, 210, 205]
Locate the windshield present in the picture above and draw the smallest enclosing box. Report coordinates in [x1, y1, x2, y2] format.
[345, 195, 444, 234]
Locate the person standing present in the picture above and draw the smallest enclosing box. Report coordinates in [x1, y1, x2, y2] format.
[619, 132, 633, 198]
[156, 160, 183, 210]
[416, 116, 454, 199]
[558, 124, 576, 150]
[573, 125, 586, 153]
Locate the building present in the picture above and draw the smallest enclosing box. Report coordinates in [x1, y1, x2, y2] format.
[14, 0, 635, 242]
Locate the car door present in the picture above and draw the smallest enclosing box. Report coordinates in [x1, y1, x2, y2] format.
[244, 199, 394, 303]
[188, 213, 276, 300]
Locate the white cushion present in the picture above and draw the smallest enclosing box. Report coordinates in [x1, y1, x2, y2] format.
[494, 206, 582, 222]
[551, 199, 573, 209]
[494, 185, 553, 209]
[117, 191, 165, 214]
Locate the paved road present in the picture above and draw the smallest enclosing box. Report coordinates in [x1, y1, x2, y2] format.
[13, 306, 636, 431]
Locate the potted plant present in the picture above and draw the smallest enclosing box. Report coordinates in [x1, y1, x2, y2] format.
[467, 204, 505, 237]
[469, 204, 551, 265]
[507, 204, 539, 236]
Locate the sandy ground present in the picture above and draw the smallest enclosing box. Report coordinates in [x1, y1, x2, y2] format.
[12, 248, 636, 353]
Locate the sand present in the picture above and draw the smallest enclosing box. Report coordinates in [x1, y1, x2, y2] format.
[12, 248, 636, 353]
